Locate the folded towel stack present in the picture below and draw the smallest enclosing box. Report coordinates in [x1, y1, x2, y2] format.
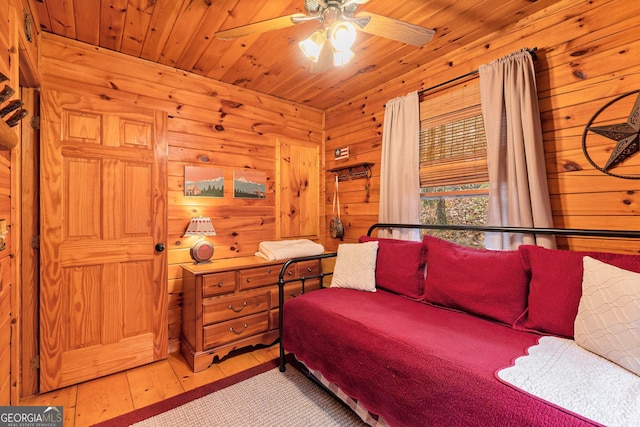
[255, 239, 325, 261]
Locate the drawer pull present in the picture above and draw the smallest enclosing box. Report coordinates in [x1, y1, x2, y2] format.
[246, 277, 251, 283]
[307, 267, 312, 272]
[289, 292, 298, 298]
[287, 270, 293, 276]
[228, 302, 248, 313]
[268, 268, 272, 274]
[230, 323, 249, 334]
[217, 281, 224, 287]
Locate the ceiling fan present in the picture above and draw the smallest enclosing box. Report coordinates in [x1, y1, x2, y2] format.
[215, 0, 436, 73]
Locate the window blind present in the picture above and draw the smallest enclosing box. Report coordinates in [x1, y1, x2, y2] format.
[419, 79, 488, 188]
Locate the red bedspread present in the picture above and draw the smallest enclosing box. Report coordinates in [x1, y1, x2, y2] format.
[282, 288, 600, 427]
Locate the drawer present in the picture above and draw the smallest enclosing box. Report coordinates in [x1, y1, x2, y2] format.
[269, 281, 322, 308]
[269, 308, 279, 331]
[302, 280, 321, 294]
[203, 293, 269, 324]
[203, 313, 269, 348]
[296, 260, 322, 290]
[239, 264, 291, 290]
[269, 283, 304, 308]
[202, 271, 237, 297]
[296, 260, 321, 277]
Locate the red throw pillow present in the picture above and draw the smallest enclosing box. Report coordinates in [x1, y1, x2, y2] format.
[359, 236, 427, 299]
[516, 245, 640, 337]
[422, 235, 529, 325]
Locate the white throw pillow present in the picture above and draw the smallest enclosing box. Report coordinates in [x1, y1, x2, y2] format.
[330, 241, 379, 292]
[575, 256, 640, 376]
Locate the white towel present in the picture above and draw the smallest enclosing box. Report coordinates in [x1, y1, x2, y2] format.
[255, 239, 325, 261]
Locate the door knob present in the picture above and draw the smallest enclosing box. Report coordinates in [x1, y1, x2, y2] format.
[155, 243, 165, 252]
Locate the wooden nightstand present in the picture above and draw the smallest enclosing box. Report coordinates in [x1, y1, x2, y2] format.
[180, 256, 321, 372]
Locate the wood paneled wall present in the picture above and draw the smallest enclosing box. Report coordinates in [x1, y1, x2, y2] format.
[39, 34, 324, 352]
[0, 150, 11, 405]
[324, 0, 640, 253]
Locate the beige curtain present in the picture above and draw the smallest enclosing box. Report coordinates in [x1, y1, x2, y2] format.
[379, 91, 420, 241]
[479, 49, 555, 249]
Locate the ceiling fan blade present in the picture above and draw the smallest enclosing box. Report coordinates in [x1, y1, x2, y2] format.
[356, 12, 435, 47]
[310, 40, 333, 73]
[215, 13, 307, 40]
[291, 14, 323, 24]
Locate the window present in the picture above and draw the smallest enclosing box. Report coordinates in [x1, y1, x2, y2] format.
[419, 77, 488, 247]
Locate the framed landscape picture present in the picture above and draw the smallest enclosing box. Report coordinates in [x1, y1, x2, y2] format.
[233, 170, 266, 199]
[184, 166, 224, 198]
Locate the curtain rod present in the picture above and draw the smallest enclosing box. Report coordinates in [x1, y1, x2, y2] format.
[418, 47, 538, 96]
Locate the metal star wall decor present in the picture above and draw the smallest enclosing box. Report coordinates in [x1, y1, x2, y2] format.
[582, 90, 640, 179]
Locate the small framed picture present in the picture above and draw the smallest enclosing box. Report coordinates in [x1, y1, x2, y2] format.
[233, 170, 266, 199]
[184, 166, 224, 198]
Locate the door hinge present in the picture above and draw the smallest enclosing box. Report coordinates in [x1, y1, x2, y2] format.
[30, 355, 39, 370]
[31, 235, 39, 249]
[30, 115, 40, 130]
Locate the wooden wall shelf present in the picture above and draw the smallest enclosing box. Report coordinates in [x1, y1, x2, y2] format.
[328, 162, 374, 182]
[0, 119, 18, 150]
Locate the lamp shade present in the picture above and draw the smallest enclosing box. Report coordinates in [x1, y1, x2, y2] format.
[299, 29, 326, 63]
[330, 21, 356, 52]
[184, 217, 217, 236]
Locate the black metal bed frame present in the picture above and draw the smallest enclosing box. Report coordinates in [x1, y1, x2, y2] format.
[277, 222, 640, 372]
[277, 252, 337, 372]
[366, 223, 640, 239]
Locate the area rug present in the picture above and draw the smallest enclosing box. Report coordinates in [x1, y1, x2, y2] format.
[94, 358, 367, 426]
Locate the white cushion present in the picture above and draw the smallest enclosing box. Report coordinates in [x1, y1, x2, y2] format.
[574, 256, 640, 376]
[330, 241, 379, 292]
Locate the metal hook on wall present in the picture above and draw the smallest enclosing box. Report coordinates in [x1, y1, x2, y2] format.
[328, 162, 374, 202]
[328, 162, 374, 182]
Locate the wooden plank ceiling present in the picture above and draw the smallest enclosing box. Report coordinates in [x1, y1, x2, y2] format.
[30, 0, 561, 110]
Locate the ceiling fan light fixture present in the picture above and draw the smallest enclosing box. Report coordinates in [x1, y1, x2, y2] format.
[332, 48, 354, 66]
[330, 21, 357, 51]
[299, 29, 326, 62]
[216, 0, 436, 73]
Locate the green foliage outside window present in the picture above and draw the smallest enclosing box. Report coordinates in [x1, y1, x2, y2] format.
[420, 183, 488, 248]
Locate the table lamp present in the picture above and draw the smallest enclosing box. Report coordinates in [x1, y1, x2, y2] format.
[184, 217, 216, 264]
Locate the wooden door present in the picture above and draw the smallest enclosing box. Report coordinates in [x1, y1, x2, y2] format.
[278, 138, 320, 239]
[20, 88, 40, 398]
[0, 151, 11, 404]
[39, 89, 168, 392]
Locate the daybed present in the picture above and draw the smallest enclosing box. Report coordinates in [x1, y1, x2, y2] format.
[278, 224, 640, 427]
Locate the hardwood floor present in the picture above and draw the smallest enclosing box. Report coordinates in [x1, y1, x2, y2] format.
[20, 343, 281, 427]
